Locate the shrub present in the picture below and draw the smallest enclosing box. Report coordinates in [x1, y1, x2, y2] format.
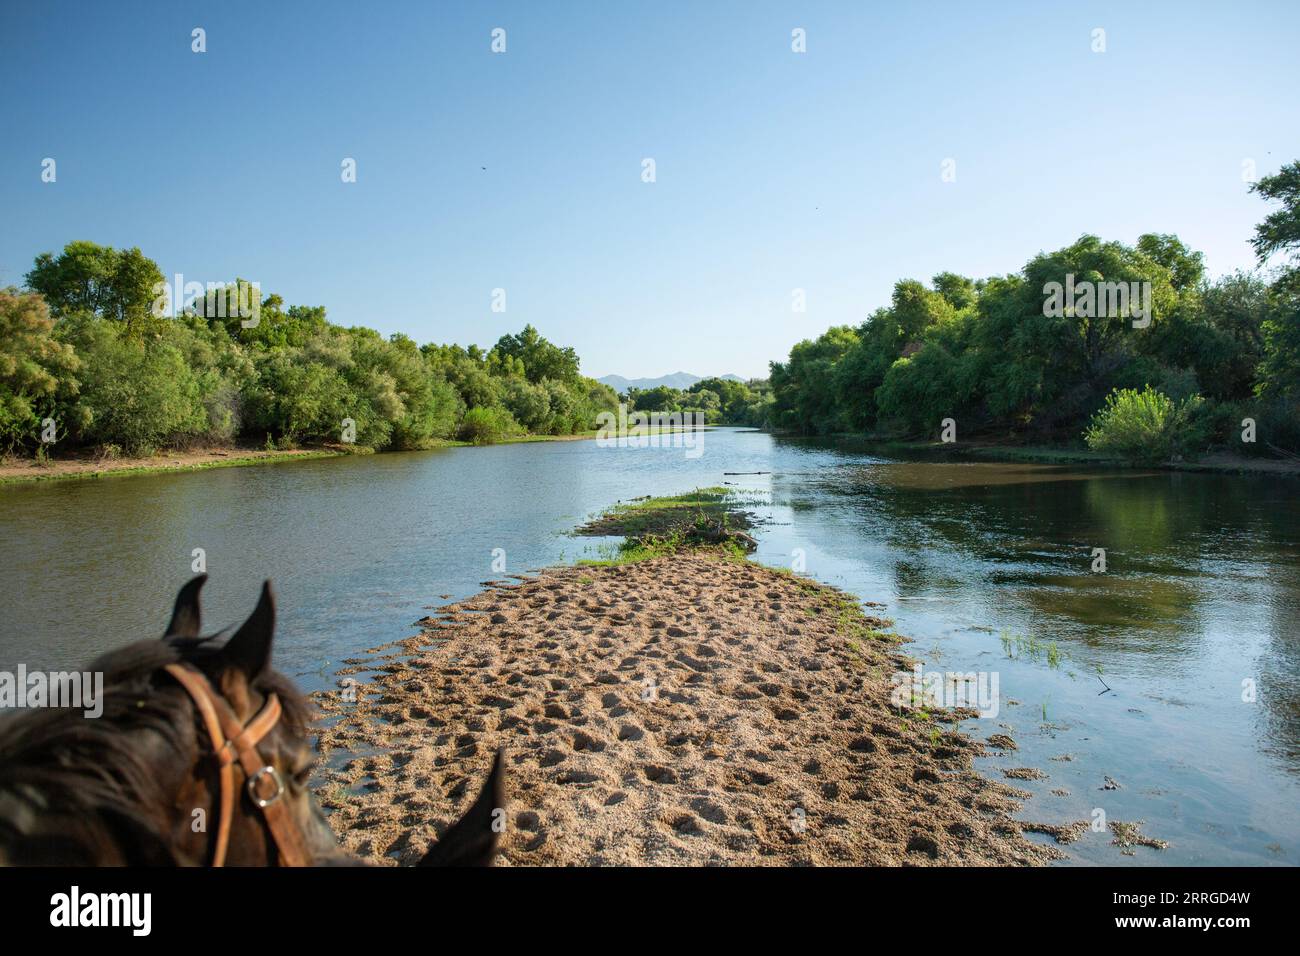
[1083, 386, 1206, 462]
[457, 405, 522, 444]
[501, 377, 552, 432]
[0, 290, 83, 451]
[874, 344, 980, 437]
[62, 318, 208, 455]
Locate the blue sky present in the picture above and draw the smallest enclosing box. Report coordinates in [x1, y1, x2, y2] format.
[3, 1, 1298, 379]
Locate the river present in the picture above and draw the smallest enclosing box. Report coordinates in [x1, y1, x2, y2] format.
[2, 427, 1296, 865]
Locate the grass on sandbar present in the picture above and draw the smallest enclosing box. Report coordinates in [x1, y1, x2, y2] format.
[575, 487, 761, 566]
[575, 487, 759, 538]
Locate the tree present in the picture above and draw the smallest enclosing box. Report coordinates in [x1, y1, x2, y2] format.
[769, 326, 858, 433]
[502, 377, 552, 431]
[891, 279, 956, 339]
[26, 241, 166, 337]
[0, 290, 84, 450]
[875, 343, 979, 437]
[1251, 161, 1300, 402]
[492, 325, 580, 384]
[1083, 386, 1206, 463]
[689, 376, 748, 419]
[628, 384, 680, 412]
[982, 236, 1179, 431]
[1251, 161, 1300, 295]
[1148, 272, 1269, 401]
[59, 315, 208, 453]
[9, 241, 626, 457]
[1137, 234, 1205, 292]
[932, 272, 979, 310]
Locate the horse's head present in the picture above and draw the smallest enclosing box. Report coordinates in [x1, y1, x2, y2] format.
[159, 575, 348, 866]
[0, 576, 505, 867]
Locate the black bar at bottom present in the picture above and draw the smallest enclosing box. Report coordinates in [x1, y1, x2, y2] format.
[0, 865, 1285, 941]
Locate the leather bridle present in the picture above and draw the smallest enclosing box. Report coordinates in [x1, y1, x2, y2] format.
[164, 662, 311, 866]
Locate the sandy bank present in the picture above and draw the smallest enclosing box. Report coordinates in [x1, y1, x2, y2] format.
[0, 446, 346, 483]
[0, 432, 605, 485]
[313, 552, 1058, 866]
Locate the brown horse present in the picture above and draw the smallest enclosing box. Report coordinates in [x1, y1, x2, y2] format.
[0, 575, 504, 866]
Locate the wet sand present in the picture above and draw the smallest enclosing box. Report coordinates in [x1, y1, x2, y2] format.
[314, 552, 1058, 865]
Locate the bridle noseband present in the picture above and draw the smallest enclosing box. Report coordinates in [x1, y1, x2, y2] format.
[164, 662, 311, 866]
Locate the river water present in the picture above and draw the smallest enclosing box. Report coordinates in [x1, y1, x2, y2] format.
[2, 427, 1296, 865]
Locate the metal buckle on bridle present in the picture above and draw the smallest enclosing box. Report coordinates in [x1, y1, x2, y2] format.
[165, 662, 310, 866]
[247, 764, 285, 808]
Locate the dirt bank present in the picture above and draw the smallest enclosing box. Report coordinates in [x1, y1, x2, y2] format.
[313, 551, 1058, 866]
[0, 446, 345, 483]
[0, 432, 605, 485]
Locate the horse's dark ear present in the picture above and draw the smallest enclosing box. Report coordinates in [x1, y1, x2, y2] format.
[419, 749, 506, 867]
[164, 574, 208, 639]
[221, 580, 275, 679]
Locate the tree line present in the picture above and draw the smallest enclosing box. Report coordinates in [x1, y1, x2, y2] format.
[768, 162, 1300, 461]
[623, 378, 773, 428]
[6, 162, 1295, 465]
[1, 242, 624, 456]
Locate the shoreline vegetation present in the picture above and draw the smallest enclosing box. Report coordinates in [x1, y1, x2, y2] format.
[1, 239, 769, 484]
[7, 160, 1300, 486]
[7, 425, 1296, 486]
[2, 240, 771, 481]
[765, 166, 1300, 471]
[311, 491, 1078, 865]
[792, 435, 1300, 477]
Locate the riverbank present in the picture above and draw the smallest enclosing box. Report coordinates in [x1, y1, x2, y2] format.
[793, 434, 1300, 478]
[312, 493, 1063, 864]
[0, 431, 603, 485]
[0, 445, 352, 484]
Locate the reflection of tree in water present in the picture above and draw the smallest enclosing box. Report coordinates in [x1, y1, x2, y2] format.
[827, 473, 976, 603]
[825, 462, 1294, 647]
[791, 443, 1300, 776]
[891, 558, 960, 602]
[1016, 575, 1199, 645]
[1081, 474, 1177, 557]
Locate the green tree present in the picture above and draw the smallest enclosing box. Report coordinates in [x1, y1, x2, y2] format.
[627, 384, 682, 412]
[59, 316, 208, 454]
[1137, 233, 1205, 292]
[1251, 161, 1300, 403]
[769, 325, 858, 433]
[0, 290, 85, 450]
[493, 325, 580, 384]
[458, 405, 522, 444]
[932, 272, 979, 310]
[26, 241, 166, 337]
[1251, 161, 1300, 295]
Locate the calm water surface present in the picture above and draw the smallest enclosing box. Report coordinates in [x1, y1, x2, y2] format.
[2, 428, 1297, 865]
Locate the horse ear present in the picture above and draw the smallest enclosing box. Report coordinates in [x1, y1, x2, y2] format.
[221, 580, 275, 679]
[419, 748, 506, 867]
[164, 574, 208, 639]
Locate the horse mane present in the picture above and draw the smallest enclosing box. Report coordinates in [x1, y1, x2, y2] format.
[0, 635, 312, 866]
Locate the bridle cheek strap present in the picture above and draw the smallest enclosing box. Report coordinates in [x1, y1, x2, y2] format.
[163, 663, 312, 867]
[165, 663, 234, 865]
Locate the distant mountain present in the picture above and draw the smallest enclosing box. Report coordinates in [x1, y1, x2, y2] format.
[597, 372, 745, 392]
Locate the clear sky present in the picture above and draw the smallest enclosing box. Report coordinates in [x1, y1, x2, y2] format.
[3, 1, 1298, 379]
